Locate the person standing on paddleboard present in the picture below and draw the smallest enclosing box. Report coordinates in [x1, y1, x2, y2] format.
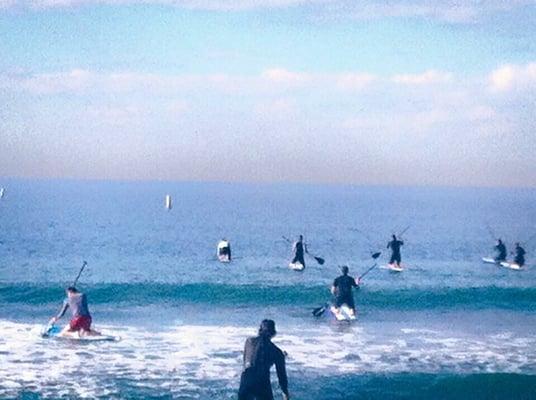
[238, 319, 290, 400]
[51, 287, 99, 337]
[494, 239, 507, 262]
[331, 266, 360, 317]
[513, 242, 526, 267]
[291, 235, 307, 268]
[387, 234, 404, 267]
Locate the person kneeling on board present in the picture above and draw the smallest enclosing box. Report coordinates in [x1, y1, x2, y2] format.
[387, 234, 404, 267]
[494, 239, 507, 262]
[331, 266, 360, 317]
[50, 287, 100, 337]
[513, 242, 526, 267]
[238, 319, 289, 400]
[218, 239, 232, 261]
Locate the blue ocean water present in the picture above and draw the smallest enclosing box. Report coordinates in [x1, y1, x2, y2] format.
[0, 179, 535, 399]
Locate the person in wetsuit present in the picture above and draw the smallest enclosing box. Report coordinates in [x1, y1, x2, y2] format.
[291, 235, 307, 267]
[51, 287, 99, 337]
[218, 239, 232, 261]
[494, 239, 507, 262]
[238, 319, 289, 400]
[513, 242, 526, 267]
[387, 234, 404, 266]
[331, 266, 360, 316]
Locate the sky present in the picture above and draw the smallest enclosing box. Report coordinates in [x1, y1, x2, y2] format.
[0, 0, 535, 187]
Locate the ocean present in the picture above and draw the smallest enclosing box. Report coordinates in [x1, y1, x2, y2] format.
[1, 179, 535, 399]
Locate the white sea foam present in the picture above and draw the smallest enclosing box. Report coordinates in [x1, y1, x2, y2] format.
[1, 319, 535, 398]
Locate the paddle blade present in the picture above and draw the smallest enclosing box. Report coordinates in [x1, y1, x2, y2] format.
[314, 256, 325, 265]
[312, 305, 326, 317]
[372, 252, 381, 259]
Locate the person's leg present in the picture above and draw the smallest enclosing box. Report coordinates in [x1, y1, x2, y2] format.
[347, 297, 356, 316]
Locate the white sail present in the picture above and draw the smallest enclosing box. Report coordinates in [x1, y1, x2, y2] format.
[165, 194, 172, 210]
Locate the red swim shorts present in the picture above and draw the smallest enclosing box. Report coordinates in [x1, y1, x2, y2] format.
[69, 315, 92, 331]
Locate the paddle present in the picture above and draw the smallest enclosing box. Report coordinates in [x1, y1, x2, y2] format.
[357, 252, 382, 280]
[485, 223, 498, 241]
[282, 236, 325, 265]
[72, 261, 88, 287]
[398, 225, 411, 238]
[312, 253, 380, 317]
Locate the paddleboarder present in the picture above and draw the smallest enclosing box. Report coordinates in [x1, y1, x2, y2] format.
[331, 266, 360, 317]
[495, 239, 507, 262]
[291, 235, 307, 268]
[513, 242, 526, 267]
[50, 287, 100, 337]
[387, 234, 404, 267]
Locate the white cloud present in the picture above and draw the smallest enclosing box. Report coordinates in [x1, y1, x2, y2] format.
[261, 68, 312, 85]
[1, 0, 534, 24]
[2, 63, 535, 186]
[391, 70, 452, 85]
[489, 63, 536, 92]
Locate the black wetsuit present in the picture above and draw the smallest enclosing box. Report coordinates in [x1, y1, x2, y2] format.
[291, 241, 305, 265]
[238, 335, 289, 400]
[333, 274, 358, 310]
[514, 246, 526, 266]
[219, 244, 231, 260]
[495, 243, 507, 262]
[388, 239, 404, 264]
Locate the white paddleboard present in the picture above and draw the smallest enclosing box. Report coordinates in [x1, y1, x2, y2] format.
[499, 261, 523, 271]
[218, 254, 230, 263]
[42, 325, 120, 342]
[482, 257, 499, 264]
[330, 304, 356, 321]
[380, 263, 404, 272]
[289, 262, 305, 271]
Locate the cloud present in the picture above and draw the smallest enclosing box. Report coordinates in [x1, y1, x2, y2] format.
[2, 63, 535, 186]
[489, 63, 536, 92]
[1, 0, 534, 24]
[261, 68, 312, 85]
[391, 70, 452, 85]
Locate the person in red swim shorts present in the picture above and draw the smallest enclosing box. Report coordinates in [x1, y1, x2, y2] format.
[51, 286, 100, 337]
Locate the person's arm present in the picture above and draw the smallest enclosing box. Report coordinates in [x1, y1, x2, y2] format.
[400, 240, 404, 246]
[52, 300, 69, 322]
[275, 347, 289, 399]
[387, 241, 391, 249]
[331, 279, 338, 295]
[242, 338, 251, 367]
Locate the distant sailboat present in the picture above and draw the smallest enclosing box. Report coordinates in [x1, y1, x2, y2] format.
[0, 187, 4, 199]
[165, 194, 172, 210]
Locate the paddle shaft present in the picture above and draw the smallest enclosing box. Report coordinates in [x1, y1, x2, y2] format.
[358, 263, 377, 280]
[72, 261, 88, 287]
[398, 225, 411, 238]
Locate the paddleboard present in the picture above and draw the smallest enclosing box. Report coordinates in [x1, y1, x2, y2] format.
[218, 254, 230, 263]
[482, 257, 499, 264]
[41, 325, 120, 342]
[380, 263, 404, 272]
[329, 304, 356, 321]
[499, 261, 523, 271]
[289, 261, 305, 271]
